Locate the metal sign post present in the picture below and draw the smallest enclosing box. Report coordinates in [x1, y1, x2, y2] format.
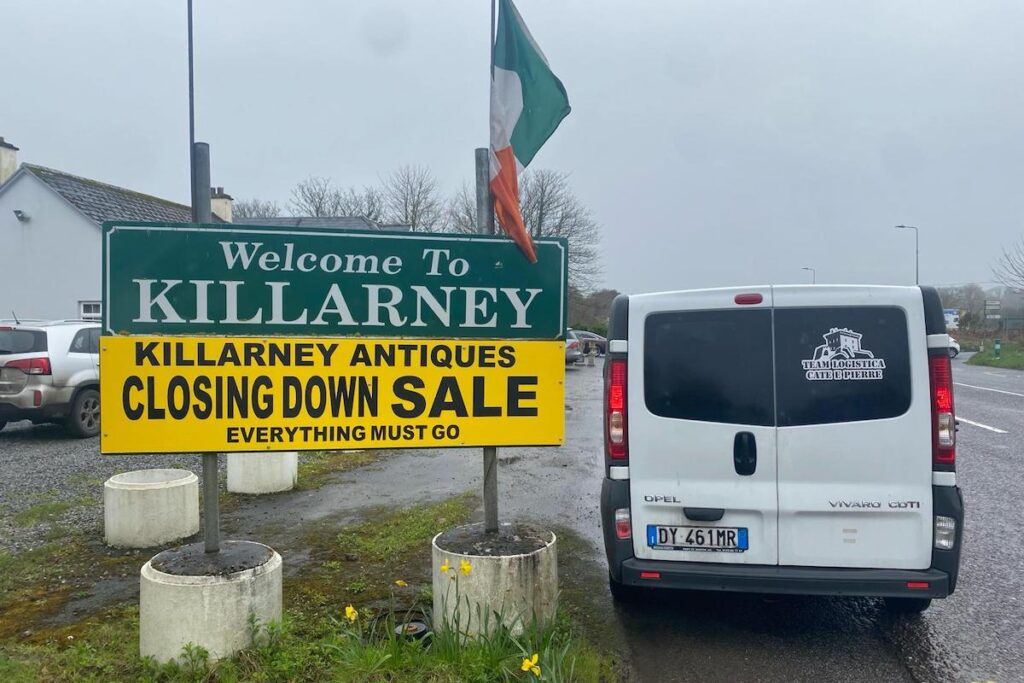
[192, 142, 220, 554]
[475, 147, 499, 534]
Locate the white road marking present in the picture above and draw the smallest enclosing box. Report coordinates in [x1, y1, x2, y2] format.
[955, 382, 1024, 398]
[958, 417, 1008, 434]
[984, 371, 1008, 378]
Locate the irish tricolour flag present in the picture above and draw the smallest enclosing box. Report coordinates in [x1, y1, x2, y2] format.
[490, 0, 570, 263]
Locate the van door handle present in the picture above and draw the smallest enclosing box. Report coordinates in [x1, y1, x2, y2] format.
[734, 432, 757, 476]
[684, 507, 725, 522]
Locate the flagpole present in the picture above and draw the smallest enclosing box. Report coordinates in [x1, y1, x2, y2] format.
[188, 0, 197, 213]
[487, 0, 495, 236]
[479, 0, 499, 535]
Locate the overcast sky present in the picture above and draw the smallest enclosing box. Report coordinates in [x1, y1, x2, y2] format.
[5, 1, 1023, 294]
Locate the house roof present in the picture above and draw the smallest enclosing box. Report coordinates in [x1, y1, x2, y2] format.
[22, 164, 197, 224]
[237, 216, 382, 231]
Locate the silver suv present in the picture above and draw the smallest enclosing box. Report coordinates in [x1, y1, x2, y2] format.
[0, 321, 101, 437]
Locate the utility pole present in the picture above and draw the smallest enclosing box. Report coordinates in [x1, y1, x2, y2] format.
[895, 225, 919, 285]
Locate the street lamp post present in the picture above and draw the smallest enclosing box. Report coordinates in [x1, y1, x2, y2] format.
[802, 267, 816, 284]
[895, 225, 919, 285]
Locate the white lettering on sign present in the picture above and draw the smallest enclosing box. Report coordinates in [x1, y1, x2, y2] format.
[219, 241, 403, 276]
[127, 279, 544, 331]
[132, 279, 185, 324]
[423, 248, 471, 277]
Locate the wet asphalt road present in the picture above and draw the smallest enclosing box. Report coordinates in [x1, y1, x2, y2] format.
[1, 354, 1020, 681]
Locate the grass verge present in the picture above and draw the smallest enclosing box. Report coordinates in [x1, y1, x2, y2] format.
[0, 539, 141, 641]
[0, 494, 621, 681]
[13, 501, 77, 527]
[966, 342, 1024, 370]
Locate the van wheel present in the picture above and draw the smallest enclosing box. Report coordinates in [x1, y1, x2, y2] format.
[67, 389, 100, 438]
[949, 348, 959, 359]
[884, 597, 931, 614]
[609, 573, 640, 603]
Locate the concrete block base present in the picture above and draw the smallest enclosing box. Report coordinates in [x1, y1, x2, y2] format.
[140, 541, 283, 663]
[104, 469, 199, 548]
[432, 523, 557, 636]
[226, 452, 297, 494]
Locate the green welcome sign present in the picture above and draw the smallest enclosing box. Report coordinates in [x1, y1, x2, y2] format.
[102, 222, 568, 339]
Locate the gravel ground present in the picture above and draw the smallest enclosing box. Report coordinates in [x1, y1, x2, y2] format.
[0, 420, 220, 554]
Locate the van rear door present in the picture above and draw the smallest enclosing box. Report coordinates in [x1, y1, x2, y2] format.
[772, 286, 933, 569]
[629, 288, 778, 565]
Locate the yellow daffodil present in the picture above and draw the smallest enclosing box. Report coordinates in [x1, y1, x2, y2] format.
[440, 560, 451, 574]
[394, 579, 408, 587]
[521, 653, 541, 676]
[344, 604, 358, 623]
[459, 559, 473, 576]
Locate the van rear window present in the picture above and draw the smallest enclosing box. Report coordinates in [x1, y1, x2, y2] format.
[0, 330, 47, 355]
[644, 309, 775, 426]
[774, 306, 911, 426]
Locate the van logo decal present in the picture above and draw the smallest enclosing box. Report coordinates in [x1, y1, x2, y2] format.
[802, 328, 886, 381]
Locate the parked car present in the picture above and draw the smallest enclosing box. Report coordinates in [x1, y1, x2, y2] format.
[949, 337, 960, 358]
[601, 285, 962, 614]
[0, 321, 101, 437]
[573, 330, 607, 355]
[565, 329, 582, 364]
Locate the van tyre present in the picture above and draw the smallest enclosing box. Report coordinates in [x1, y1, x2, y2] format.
[609, 573, 640, 603]
[949, 348, 959, 359]
[884, 597, 931, 614]
[67, 389, 100, 438]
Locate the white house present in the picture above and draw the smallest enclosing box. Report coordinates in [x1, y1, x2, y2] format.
[0, 138, 207, 321]
[0, 137, 384, 321]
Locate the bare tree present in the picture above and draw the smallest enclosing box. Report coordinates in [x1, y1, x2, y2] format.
[519, 169, 602, 290]
[569, 287, 620, 333]
[335, 186, 385, 223]
[290, 176, 342, 217]
[381, 164, 443, 230]
[232, 198, 282, 219]
[444, 182, 478, 234]
[995, 239, 1024, 292]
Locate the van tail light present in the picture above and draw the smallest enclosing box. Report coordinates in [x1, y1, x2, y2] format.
[928, 354, 955, 467]
[606, 359, 628, 459]
[5, 357, 51, 375]
[934, 516, 956, 550]
[614, 508, 632, 540]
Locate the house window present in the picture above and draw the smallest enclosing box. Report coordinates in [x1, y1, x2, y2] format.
[79, 301, 101, 320]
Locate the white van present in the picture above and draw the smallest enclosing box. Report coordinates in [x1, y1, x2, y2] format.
[601, 286, 963, 613]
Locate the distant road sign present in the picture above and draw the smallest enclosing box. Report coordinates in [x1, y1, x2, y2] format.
[985, 299, 1001, 310]
[103, 222, 568, 340]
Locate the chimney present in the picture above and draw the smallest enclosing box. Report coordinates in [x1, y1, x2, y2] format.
[210, 186, 233, 223]
[0, 137, 18, 186]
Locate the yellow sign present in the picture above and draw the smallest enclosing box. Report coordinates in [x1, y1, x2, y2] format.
[100, 336, 565, 454]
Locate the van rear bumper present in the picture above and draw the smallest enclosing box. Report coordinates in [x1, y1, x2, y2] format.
[602, 477, 962, 600]
[618, 559, 951, 598]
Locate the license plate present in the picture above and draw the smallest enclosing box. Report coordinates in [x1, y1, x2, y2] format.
[647, 524, 748, 552]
